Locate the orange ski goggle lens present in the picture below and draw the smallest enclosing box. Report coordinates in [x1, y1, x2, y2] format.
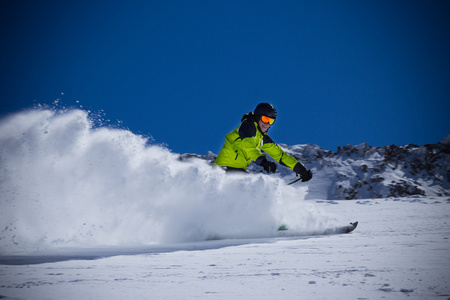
[261, 115, 275, 125]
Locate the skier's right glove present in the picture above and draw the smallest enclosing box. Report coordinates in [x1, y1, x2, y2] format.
[293, 162, 313, 182]
[258, 157, 277, 173]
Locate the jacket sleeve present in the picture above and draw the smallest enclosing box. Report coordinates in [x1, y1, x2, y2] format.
[261, 135, 299, 170]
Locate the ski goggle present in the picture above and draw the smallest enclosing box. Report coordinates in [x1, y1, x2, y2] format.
[261, 115, 275, 125]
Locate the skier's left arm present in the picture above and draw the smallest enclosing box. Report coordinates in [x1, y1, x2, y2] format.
[262, 135, 313, 181]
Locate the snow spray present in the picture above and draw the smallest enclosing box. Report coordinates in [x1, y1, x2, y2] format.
[0, 108, 333, 254]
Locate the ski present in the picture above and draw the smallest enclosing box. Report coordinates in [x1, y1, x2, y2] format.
[277, 221, 358, 235]
[325, 221, 358, 234]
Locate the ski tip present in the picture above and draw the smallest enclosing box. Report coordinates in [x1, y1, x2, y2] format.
[335, 221, 359, 234]
[350, 221, 358, 228]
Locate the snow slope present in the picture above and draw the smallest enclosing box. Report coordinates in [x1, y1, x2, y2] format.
[1, 197, 449, 299]
[1, 108, 449, 299]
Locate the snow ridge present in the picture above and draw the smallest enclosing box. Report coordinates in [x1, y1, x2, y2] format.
[186, 135, 450, 200]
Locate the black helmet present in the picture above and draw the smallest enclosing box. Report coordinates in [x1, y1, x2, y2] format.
[254, 103, 277, 119]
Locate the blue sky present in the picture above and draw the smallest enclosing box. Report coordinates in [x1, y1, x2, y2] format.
[1, 0, 449, 155]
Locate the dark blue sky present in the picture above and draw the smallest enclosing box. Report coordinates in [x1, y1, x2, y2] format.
[1, 0, 449, 155]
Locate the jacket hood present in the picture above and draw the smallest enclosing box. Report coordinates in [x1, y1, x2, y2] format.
[241, 112, 256, 123]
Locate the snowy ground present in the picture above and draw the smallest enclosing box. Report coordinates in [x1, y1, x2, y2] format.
[1, 196, 449, 300]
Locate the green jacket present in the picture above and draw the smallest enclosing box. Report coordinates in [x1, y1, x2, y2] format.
[215, 113, 299, 170]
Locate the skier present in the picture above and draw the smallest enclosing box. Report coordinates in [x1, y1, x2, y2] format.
[214, 103, 313, 182]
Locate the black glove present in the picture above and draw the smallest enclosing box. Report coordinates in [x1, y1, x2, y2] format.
[259, 157, 277, 173]
[293, 162, 313, 182]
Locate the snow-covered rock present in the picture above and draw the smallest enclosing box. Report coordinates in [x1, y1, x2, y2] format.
[283, 136, 450, 199]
